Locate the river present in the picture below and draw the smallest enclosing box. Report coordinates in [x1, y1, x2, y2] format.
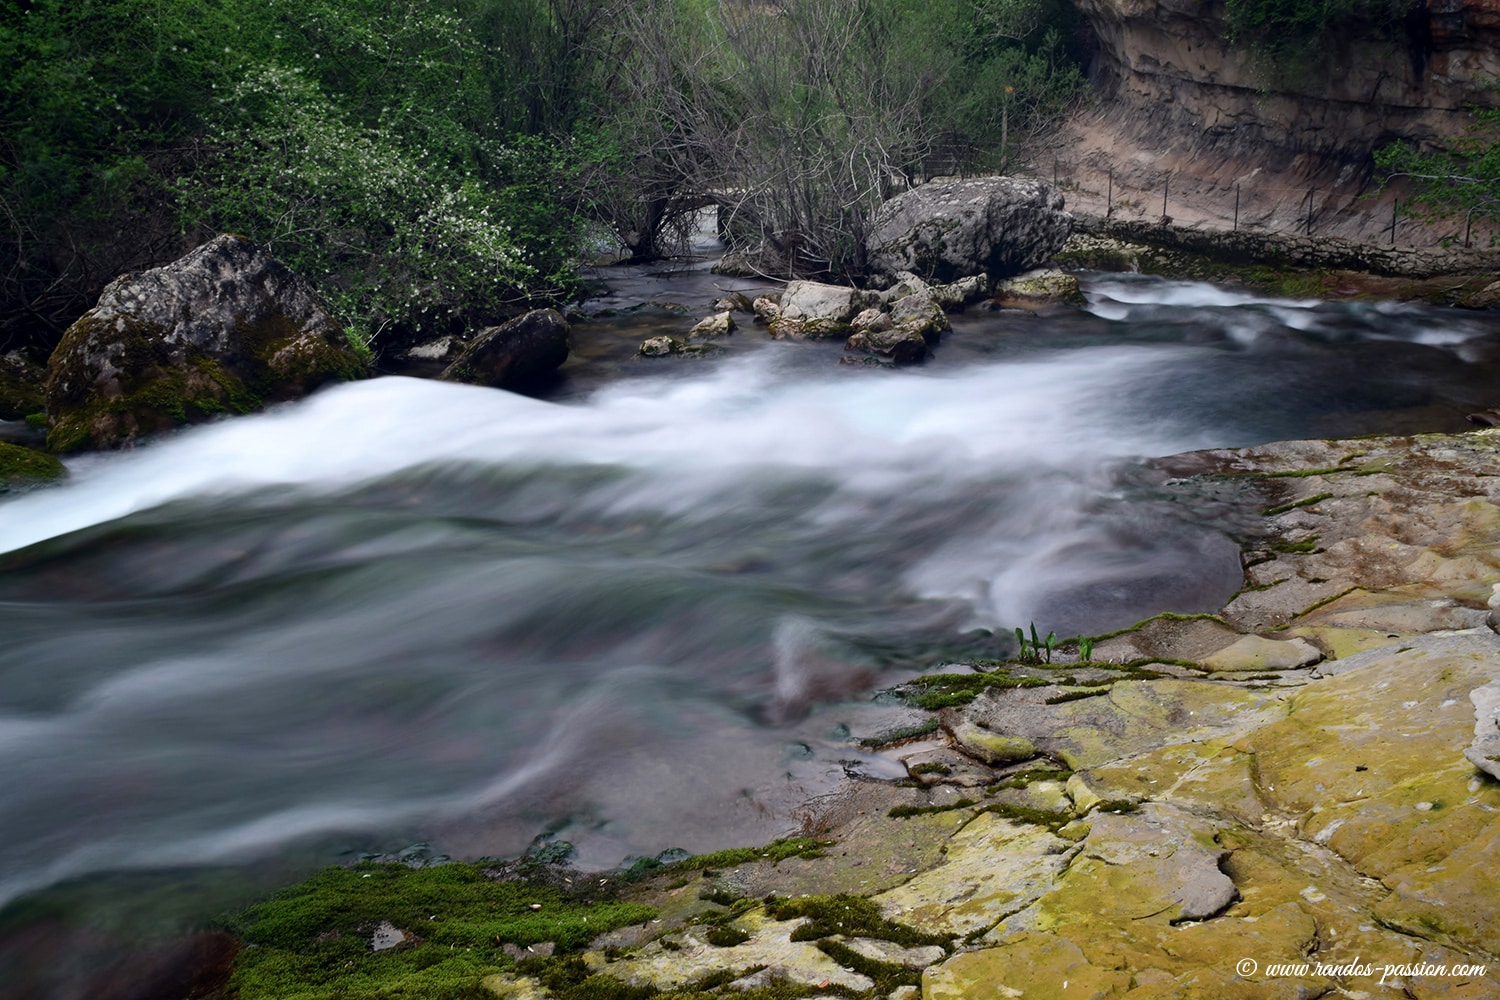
[3, 265, 1500, 994]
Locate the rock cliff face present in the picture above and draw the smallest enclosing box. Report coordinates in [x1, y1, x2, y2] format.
[1062, 0, 1500, 243]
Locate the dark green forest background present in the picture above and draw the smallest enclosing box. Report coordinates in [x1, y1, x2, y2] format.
[0, 0, 1086, 357]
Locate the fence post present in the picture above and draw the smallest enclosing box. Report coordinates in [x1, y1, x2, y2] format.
[1234, 184, 1240, 232]
[1107, 169, 1113, 218]
[1306, 189, 1314, 236]
[1162, 174, 1169, 221]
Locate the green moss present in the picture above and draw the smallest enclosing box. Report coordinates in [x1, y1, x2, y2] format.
[857, 718, 939, 748]
[909, 762, 951, 776]
[991, 766, 1074, 790]
[899, 670, 1049, 710]
[978, 801, 1074, 832]
[814, 940, 919, 992]
[224, 862, 657, 1000]
[763, 894, 951, 948]
[1262, 492, 1334, 516]
[1264, 467, 1345, 479]
[1044, 688, 1109, 705]
[1267, 535, 1321, 553]
[703, 924, 750, 947]
[45, 304, 366, 452]
[667, 838, 830, 873]
[23, 412, 47, 429]
[0, 441, 65, 488]
[888, 798, 978, 818]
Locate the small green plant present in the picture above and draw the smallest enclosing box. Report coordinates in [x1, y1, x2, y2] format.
[1014, 623, 1059, 664]
[1077, 636, 1095, 661]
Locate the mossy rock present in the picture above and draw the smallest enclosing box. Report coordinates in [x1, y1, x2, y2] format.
[0, 351, 47, 421]
[0, 441, 65, 491]
[45, 234, 367, 452]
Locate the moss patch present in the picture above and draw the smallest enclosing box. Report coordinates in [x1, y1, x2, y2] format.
[0, 441, 65, 489]
[224, 862, 657, 1000]
[763, 894, 951, 949]
[897, 669, 1049, 710]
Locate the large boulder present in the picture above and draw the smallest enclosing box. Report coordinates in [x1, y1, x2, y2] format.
[45, 235, 366, 452]
[439, 309, 570, 387]
[865, 177, 1073, 282]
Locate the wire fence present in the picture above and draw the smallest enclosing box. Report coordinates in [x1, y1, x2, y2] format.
[1035, 157, 1498, 252]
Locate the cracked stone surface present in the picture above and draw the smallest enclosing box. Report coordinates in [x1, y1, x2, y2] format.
[516, 430, 1500, 1000]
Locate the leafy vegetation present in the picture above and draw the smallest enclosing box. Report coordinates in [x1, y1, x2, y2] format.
[1376, 100, 1500, 244]
[1, 0, 1087, 357]
[1223, 0, 1418, 71]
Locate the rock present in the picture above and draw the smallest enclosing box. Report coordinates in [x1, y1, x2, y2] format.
[770, 280, 866, 339]
[610, 910, 873, 993]
[686, 311, 735, 340]
[993, 268, 1085, 306]
[1200, 634, 1323, 672]
[401, 336, 465, 362]
[948, 721, 1038, 765]
[77, 929, 240, 1000]
[845, 328, 928, 365]
[849, 307, 893, 333]
[0, 351, 45, 421]
[712, 243, 781, 277]
[876, 271, 933, 304]
[0, 441, 65, 492]
[874, 811, 1070, 937]
[865, 177, 1073, 282]
[637, 336, 720, 359]
[440, 309, 569, 387]
[839, 937, 946, 970]
[44, 234, 367, 452]
[888, 294, 949, 339]
[370, 921, 412, 952]
[1460, 279, 1500, 309]
[928, 275, 991, 310]
[752, 295, 783, 323]
[639, 336, 681, 357]
[1463, 681, 1500, 781]
[711, 292, 755, 313]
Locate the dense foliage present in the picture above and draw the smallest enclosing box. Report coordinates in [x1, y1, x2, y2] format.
[1223, 0, 1418, 69]
[1, 0, 1086, 356]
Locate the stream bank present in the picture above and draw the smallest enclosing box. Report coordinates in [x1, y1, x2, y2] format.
[202, 425, 1500, 1000]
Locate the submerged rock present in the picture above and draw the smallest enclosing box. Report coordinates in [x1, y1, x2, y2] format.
[44, 234, 366, 452]
[865, 177, 1073, 282]
[440, 309, 569, 388]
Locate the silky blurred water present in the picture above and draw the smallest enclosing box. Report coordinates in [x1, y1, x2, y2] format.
[4, 271, 1500, 990]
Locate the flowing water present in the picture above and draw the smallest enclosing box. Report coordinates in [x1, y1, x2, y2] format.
[5, 267, 1500, 991]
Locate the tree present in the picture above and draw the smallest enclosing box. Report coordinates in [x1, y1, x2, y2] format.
[1375, 102, 1500, 246]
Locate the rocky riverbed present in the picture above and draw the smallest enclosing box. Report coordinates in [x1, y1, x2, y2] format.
[457, 428, 1500, 1000]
